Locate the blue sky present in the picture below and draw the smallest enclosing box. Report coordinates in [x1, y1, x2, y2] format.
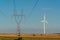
[0, 0, 60, 34]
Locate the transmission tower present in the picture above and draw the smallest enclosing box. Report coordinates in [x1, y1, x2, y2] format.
[14, 9, 24, 40]
[14, 9, 24, 36]
[13, 0, 24, 40]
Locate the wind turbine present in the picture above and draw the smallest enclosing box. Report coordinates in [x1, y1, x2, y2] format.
[41, 14, 48, 34]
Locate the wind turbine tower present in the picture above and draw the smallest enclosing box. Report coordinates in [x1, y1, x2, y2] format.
[41, 14, 48, 34]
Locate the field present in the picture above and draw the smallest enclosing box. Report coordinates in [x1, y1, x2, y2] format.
[0, 34, 60, 40]
[0, 37, 60, 40]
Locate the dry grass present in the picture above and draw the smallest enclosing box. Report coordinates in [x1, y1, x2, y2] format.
[0, 34, 60, 40]
[0, 34, 60, 38]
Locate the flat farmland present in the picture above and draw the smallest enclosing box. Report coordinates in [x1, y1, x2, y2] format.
[0, 34, 60, 40]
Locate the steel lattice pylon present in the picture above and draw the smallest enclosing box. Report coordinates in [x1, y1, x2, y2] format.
[13, 0, 24, 40]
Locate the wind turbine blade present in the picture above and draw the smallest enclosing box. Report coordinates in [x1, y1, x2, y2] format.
[45, 21, 48, 24]
[41, 20, 44, 23]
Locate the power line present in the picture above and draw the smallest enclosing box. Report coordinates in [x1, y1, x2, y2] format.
[13, 0, 17, 15]
[25, 0, 39, 21]
[28, 0, 39, 17]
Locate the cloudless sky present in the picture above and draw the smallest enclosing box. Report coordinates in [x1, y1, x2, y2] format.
[0, 0, 60, 34]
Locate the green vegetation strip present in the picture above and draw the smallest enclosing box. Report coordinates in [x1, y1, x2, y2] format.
[0, 36, 60, 40]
